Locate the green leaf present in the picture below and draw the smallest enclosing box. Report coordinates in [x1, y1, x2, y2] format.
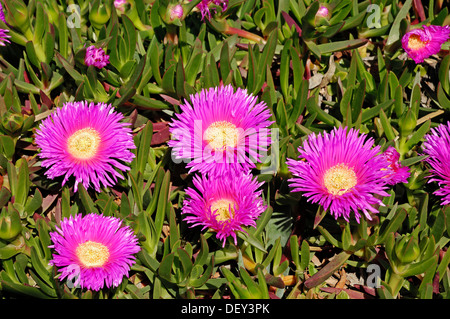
[361, 99, 394, 123]
[300, 240, 310, 272]
[376, 208, 407, 245]
[386, 0, 412, 46]
[437, 82, 450, 110]
[0, 135, 15, 160]
[177, 248, 193, 281]
[137, 121, 153, 174]
[24, 188, 42, 216]
[57, 12, 69, 58]
[400, 256, 438, 277]
[55, 52, 83, 84]
[77, 184, 98, 214]
[288, 79, 308, 129]
[176, 57, 186, 99]
[237, 230, 267, 253]
[194, 234, 210, 267]
[0, 278, 53, 298]
[30, 246, 51, 286]
[306, 93, 339, 126]
[439, 52, 450, 96]
[380, 109, 396, 141]
[0, 187, 11, 209]
[317, 225, 342, 248]
[122, 15, 137, 62]
[152, 170, 170, 251]
[279, 38, 292, 99]
[158, 252, 175, 282]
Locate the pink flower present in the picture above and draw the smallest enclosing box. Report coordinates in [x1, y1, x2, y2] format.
[35, 101, 136, 192]
[286, 127, 390, 222]
[182, 172, 266, 246]
[85, 45, 110, 69]
[169, 85, 273, 177]
[401, 25, 450, 63]
[422, 122, 450, 205]
[49, 213, 140, 291]
[381, 146, 410, 185]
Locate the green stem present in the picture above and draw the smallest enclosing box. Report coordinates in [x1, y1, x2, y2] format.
[387, 272, 405, 298]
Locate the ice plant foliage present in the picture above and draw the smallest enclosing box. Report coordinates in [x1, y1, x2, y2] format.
[49, 214, 140, 291]
[286, 127, 390, 222]
[181, 172, 266, 246]
[422, 122, 450, 205]
[401, 25, 450, 63]
[35, 101, 136, 192]
[84, 45, 110, 68]
[381, 146, 410, 185]
[169, 85, 272, 177]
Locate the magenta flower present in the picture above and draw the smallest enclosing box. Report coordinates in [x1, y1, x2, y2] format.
[35, 101, 136, 192]
[422, 122, 450, 205]
[381, 146, 410, 185]
[49, 213, 140, 291]
[169, 85, 273, 177]
[169, 4, 184, 20]
[316, 5, 331, 19]
[401, 25, 450, 63]
[0, 3, 5, 23]
[0, 28, 10, 46]
[286, 127, 390, 222]
[182, 172, 266, 246]
[191, 0, 228, 20]
[114, 0, 127, 9]
[85, 45, 110, 69]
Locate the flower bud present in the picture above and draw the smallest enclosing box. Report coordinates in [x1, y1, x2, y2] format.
[89, 0, 111, 30]
[3, 0, 31, 38]
[114, 0, 127, 12]
[314, 5, 331, 26]
[1, 111, 24, 134]
[0, 208, 22, 241]
[395, 235, 420, 264]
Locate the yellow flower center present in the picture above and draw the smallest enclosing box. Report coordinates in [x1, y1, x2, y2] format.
[323, 163, 357, 196]
[407, 34, 428, 50]
[76, 241, 110, 268]
[204, 121, 238, 151]
[67, 128, 101, 160]
[210, 199, 236, 222]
